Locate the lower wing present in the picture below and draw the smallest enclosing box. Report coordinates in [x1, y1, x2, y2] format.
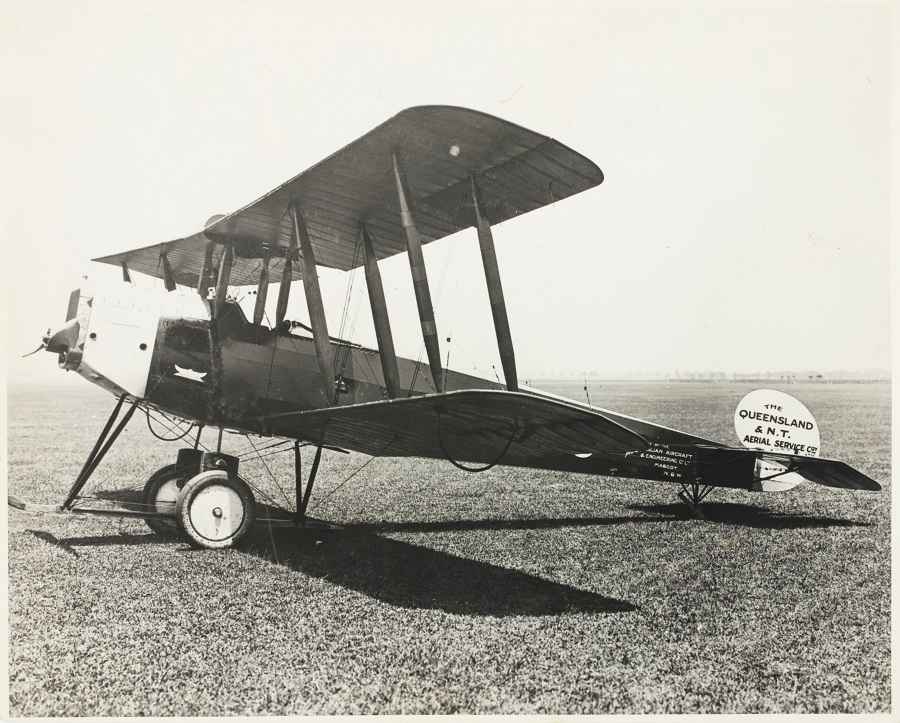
[263, 389, 664, 464]
[260, 389, 880, 492]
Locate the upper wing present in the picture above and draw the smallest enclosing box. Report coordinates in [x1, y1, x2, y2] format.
[263, 389, 722, 467]
[93, 106, 603, 287]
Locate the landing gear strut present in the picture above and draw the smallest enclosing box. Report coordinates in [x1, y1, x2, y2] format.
[140, 439, 327, 545]
[63, 395, 140, 510]
[11, 392, 325, 547]
[678, 480, 714, 517]
[294, 441, 323, 525]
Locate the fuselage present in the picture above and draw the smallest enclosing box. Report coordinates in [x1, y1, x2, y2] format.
[147, 302, 503, 435]
[41, 286, 881, 496]
[52, 286, 502, 436]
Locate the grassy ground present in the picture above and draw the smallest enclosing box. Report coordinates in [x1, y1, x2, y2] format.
[6, 380, 890, 714]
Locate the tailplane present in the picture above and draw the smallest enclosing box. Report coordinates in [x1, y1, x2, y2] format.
[733, 389, 879, 492]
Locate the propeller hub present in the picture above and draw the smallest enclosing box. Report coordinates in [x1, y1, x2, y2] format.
[44, 319, 80, 355]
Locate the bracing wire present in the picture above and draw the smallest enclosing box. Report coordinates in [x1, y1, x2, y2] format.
[305, 454, 376, 514]
[233, 437, 294, 460]
[143, 403, 292, 513]
[307, 435, 397, 513]
[261, 308, 282, 402]
[358, 351, 383, 393]
[241, 433, 295, 511]
[80, 405, 200, 499]
[242, 443, 305, 465]
[334, 235, 363, 379]
[407, 347, 426, 397]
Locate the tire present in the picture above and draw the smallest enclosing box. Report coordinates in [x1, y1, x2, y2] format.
[176, 470, 255, 549]
[143, 464, 186, 537]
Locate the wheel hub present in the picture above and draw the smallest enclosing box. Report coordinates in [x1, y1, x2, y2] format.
[187, 484, 246, 543]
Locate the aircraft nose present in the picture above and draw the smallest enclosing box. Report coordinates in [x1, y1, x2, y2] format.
[44, 318, 80, 354]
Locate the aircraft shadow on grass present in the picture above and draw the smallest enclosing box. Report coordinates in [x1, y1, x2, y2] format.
[240, 524, 636, 617]
[28, 510, 637, 616]
[72, 490, 633, 615]
[347, 514, 661, 535]
[90, 488, 868, 531]
[27, 495, 864, 615]
[232, 502, 866, 613]
[27, 529, 169, 558]
[626, 501, 871, 529]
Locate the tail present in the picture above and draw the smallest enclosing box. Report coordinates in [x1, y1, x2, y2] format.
[754, 452, 881, 492]
[731, 388, 880, 492]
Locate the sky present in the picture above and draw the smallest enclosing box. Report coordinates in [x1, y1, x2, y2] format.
[2, 1, 893, 385]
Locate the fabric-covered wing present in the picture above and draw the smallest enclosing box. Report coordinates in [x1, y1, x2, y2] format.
[264, 390, 721, 467]
[94, 106, 603, 287]
[96, 237, 301, 288]
[263, 390, 881, 492]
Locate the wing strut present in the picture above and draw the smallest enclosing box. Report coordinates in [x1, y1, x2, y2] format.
[253, 246, 271, 325]
[161, 250, 177, 292]
[197, 241, 215, 298]
[275, 230, 294, 326]
[213, 242, 234, 317]
[472, 177, 518, 391]
[393, 152, 444, 393]
[361, 224, 401, 398]
[292, 203, 336, 405]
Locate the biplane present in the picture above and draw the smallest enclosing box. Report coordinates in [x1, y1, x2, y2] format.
[10, 106, 880, 549]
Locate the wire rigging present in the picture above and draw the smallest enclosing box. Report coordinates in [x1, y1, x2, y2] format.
[241, 433, 295, 511]
[334, 236, 362, 379]
[144, 406, 195, 442]
[79, 404, 204, 500]
[307, 435, 397, 513]
[233, 437, 294, 460]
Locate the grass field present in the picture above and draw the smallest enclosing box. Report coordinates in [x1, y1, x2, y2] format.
[6, 379, 891, 715]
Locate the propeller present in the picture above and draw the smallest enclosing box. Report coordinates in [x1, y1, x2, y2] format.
[21, 329, 51, 358]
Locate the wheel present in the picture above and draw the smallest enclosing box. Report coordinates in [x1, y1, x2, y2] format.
[175, 470, 255, 549]
[142, 464, 187, 537]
